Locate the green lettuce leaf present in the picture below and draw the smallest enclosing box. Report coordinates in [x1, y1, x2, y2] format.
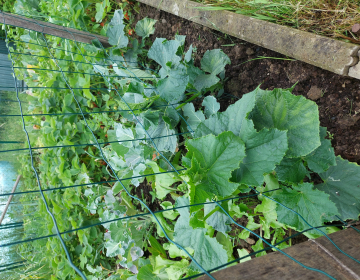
[146, 161, 180, 199]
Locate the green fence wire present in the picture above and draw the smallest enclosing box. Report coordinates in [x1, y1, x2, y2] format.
[0, 10, 359, 280]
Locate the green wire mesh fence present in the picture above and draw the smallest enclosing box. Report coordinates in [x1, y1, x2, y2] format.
[0, 10, 360, 280]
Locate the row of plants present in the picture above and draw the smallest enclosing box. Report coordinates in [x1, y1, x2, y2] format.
[2, 1, 360, 280]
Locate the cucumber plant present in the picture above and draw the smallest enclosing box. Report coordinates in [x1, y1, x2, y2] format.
[5, 5, 360, 280]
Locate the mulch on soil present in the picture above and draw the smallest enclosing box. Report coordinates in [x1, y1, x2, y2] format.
[135, 3, 360, 164]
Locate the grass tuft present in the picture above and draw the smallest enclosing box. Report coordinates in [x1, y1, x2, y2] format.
[193, 0, 360, 43]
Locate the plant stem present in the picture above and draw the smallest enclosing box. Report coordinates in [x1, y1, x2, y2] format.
[176, 91, 203, 110]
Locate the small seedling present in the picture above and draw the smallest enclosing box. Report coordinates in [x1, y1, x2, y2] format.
[327, 131, 334, 140]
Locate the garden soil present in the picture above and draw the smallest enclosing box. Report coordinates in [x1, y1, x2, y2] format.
[135, 3, 360, 165]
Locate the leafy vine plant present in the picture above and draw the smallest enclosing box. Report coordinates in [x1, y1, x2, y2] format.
[10, 7, 360, 280]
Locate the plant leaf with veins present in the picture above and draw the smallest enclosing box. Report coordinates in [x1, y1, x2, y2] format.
[305, 126, 336, 173]
[202, 96, 220, 118]
[317, 156, 360, 220]
[273, 183, 338, 235]
[135, 17, 157, 38]
[107, 10, 129, 48]
[182, 103, 205, 131]
[183, 131, 245, 205]
[232, 128, 288, 186]
[195, 91, 257, 140]
[249, 88, 320, 157]
[174, 197, 228, 271]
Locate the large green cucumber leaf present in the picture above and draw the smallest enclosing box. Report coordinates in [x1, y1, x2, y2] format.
[195, 91, 257, 140]
[204, 203, 231, 234]
[192, 49, 230, 92]
[193, 74, 219, 92]
[317, 156, 360, 220]
[115, 123, 135, 148]
[183, 131, 245, 203]
[275, 157, 306, 184]
[146, 161, 180, 199]
[147, 117, 177, 153]
[156, 67, 189, 103]
[182, 103, 205, 131]
[202, 96, 220, 118]
[273, 183, 339, 234]
[174, 197, 228, 271]
[138, 264, 160, 280]
[305, 126, 336, 173]
[194, 113, 227, 138]
[107, 10, 128, 48]
[249, 88, 320, 158]
[148, 38, 181, 69]
[135, 17, 157, 38]
[232, 128, 288, 186]
[200, 49, 231, 76]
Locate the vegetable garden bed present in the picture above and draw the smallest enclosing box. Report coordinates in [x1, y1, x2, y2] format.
[0, 1, 360, 280]
[134, 3, 360, 164]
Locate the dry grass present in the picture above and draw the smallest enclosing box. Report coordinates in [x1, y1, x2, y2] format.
[193, 0, 360, 43]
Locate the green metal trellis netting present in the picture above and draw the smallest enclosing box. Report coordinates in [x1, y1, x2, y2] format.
[0, 11, 360, 280]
